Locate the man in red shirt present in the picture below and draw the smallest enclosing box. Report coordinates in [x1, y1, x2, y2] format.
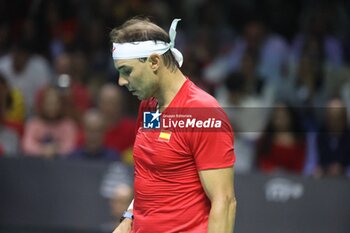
[110, 17, 236, 233]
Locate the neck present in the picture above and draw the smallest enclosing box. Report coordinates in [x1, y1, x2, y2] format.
[154, 67, 186, 111]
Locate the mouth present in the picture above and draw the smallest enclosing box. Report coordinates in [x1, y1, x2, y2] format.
[127, 87, 139, 96]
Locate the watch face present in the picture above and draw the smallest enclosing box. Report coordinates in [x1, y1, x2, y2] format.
[120, 211, 134, 223]
[123, 211, 134, 219]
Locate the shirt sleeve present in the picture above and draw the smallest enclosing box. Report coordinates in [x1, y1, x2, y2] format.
[188, 108, 236, 170]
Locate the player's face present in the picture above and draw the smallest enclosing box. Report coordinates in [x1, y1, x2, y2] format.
[115, 58, 158, 100]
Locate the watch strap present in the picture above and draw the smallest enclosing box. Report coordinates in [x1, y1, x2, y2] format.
[120, 211, 134, 223]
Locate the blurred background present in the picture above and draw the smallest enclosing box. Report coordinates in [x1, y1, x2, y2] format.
[0, 0, 350, 232]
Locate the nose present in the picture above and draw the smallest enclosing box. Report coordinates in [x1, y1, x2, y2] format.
[118, 76, 129, 87]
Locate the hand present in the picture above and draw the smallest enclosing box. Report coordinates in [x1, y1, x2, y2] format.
[113, 218, 132, 233]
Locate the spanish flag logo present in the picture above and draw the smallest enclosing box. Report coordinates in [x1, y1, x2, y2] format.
[158, 130, 172, 142]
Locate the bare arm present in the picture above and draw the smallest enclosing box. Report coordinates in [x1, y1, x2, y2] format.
[199, 167, 236, 233]
[112, 199, 134, 233]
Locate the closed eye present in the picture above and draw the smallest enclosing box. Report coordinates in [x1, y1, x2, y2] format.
[118, 66, 133, 77]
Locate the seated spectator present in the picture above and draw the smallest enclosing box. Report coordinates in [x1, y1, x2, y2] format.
[108, 184, 133, 228]
[204, 17, 289, 89]
[281, 37, 346, 111]
[256, 102, 306, 174]
[35, 52, 93, 125]
[22, 86, 78, 159]
[99, 162, 133, 231]
[54, 51, 92, 122]
[0, 75, 20, 156]
[290, 2, 344, 68]
[281, 2, 348, 110]
[97, 84, 136, 164]
[1, 71, 25, 136]
[69, 109, 120, 161]
[314, 98, 350, 178]
[3, 86, 25, 137]
[340, 74, 350, 124]
[221, 72, 271, 173]
[287, 53, 327, 107]
[0, 40, 52, 117]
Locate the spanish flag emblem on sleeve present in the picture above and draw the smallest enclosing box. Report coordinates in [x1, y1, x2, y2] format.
[158, 130, 172, 142]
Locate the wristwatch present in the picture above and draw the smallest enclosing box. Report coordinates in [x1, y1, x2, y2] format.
[120, 211, 134, 223]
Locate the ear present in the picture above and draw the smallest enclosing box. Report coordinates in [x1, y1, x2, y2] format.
[148, 54, 161, 71]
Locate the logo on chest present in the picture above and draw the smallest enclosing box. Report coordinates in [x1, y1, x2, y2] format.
[143, 110, 161, 129]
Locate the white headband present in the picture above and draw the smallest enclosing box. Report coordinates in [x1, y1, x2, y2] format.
[112, 18, 183, 67]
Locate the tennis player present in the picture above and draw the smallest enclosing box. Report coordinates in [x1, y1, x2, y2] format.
[111, 17, 236, 233]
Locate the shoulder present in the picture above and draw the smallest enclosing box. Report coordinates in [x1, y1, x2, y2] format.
[182, 81, 232, 130]
[183, 80, 222, 108]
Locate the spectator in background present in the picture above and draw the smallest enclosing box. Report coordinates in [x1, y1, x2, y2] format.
[0, 41, 52, 117]
[213, 44, 277, 174]
[22, 86, 78, 159]
[97, 84, 136, 164]
[100, 162, 133, 231]
[204, 16, 289, 94]
[290, 2, 344, 68]
[69, 109, 120, 161]
[340, 65, 350, 124]
[0, 75, 20, 157]
[282, 37, 344, 110]
[256, 102, 306, 174]
[82, 19, 112, 77]
[313, 98, 350, 178]
[215, 45, 277, 108]
[281, 1, 347, 112]
[0, 72, 25, 137]
[49, 51, 92, 124]
[70, 50, 93, 107]
[279, 52, 329, 133]
[221, 72, 271, 173]
[0, 22, 10, 57]
[290, 53, 326, 107]
[39, 0, 79, 60]
[108, 184, 133, 228]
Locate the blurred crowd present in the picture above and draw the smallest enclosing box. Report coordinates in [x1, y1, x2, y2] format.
[0, 0, 350, 179]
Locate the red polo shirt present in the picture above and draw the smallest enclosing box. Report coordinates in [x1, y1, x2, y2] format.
[132, 79, 235, 233]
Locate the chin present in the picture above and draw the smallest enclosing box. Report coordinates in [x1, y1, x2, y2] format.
[137, 93, 150, 100]
[136, 95, 145, 100]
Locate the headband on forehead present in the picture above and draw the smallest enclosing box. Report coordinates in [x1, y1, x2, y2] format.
[112, 18, 183, 67]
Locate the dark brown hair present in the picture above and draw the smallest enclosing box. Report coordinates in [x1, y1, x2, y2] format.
[36, 86, 65, 121]
[110, 17, 179, 71]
